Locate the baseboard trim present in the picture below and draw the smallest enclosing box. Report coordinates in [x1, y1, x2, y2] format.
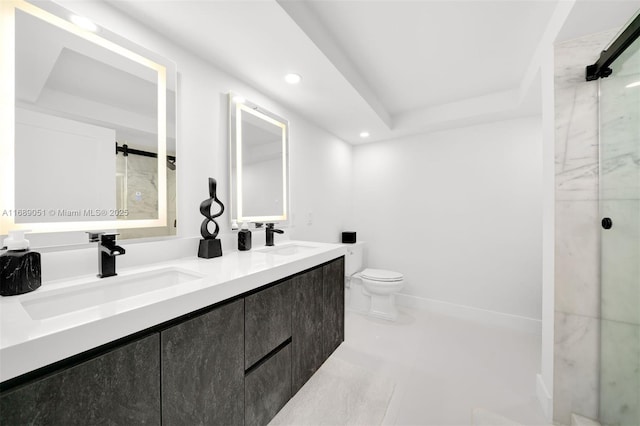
[536, 373, 553, 421]
[395, 293, 542, 334]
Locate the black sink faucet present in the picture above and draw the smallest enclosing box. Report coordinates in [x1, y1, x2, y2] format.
[88, 233, 126, 278]
[265, 223, 284, 247]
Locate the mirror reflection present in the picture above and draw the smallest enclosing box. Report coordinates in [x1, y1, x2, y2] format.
[4, 1, 177, 240]
[229, 94, 288, 224]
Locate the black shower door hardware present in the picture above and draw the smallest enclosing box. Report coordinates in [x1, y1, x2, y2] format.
[586, 12, 640, 81]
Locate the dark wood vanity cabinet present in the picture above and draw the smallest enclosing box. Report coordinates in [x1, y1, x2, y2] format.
[290, 256, 345, 395]
[0, 256, 345, 426]
[322, 256, 345, 360]
[0, 334, 161, 425]
[246, 256, 346, 424]
[291, 266, 324, 394]
[244, 280, 292, 369]
[161, 299, 245, 426]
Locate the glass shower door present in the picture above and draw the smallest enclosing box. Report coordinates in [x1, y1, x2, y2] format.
[599, 34, 640, 426]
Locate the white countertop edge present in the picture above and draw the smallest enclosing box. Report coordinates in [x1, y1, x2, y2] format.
[0, 241, 347, 383]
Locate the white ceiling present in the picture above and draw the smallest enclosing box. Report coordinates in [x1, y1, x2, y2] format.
[557, 0, 640, 43]
[295, 0, 556, 115]
[107, 0, 639, 144]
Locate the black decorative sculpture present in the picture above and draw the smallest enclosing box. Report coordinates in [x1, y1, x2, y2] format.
[198, 177, 225, 259]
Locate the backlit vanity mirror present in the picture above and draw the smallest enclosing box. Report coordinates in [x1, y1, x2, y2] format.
[229, 93, 289, 224]
[0, 0, 177, 242]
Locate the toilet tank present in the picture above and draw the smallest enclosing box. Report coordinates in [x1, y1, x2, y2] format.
[344, 242, 365, 276]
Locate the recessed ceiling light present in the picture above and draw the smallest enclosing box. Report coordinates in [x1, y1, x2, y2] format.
[70, 15, 98, 32]
[232, 95, 246, 104]
[284, 73, 302, 84]
[359, 131, 370, 138]
[626, 81, 640, 88]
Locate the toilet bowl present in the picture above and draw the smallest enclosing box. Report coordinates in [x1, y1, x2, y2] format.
[346, 274, 370, 314]
[360, 268, 404, 321]
[344, 242, 404, 321]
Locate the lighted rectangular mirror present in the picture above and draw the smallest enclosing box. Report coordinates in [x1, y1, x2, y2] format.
[0, 0, 177, 242]
[229, 93, 289, 224]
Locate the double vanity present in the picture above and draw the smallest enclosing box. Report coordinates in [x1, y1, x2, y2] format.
[0, 241, 346, 425]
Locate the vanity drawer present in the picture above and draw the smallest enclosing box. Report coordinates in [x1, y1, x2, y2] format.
[245, 342, 292, 426]
[245, 279, 292, 369]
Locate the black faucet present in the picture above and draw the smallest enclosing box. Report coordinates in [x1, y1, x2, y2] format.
[265, 223, 284, 246]
[89, 233, 125, 278]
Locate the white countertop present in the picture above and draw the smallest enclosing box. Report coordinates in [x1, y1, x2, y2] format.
[0, 240, 346, 383]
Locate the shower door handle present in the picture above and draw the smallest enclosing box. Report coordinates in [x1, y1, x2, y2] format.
[602, 217, 613, 229]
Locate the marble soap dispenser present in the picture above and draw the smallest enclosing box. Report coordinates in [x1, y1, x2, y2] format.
[238, 222, 252, 251]
[0, 230, 41, 296]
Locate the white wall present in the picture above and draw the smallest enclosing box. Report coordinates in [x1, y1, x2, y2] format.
[243, 158, 283, 217]
[353, 116, 542, 319]
[15, 108, 116, 222]
[288, 117, 353, 242]
[32, 1, 352, 279]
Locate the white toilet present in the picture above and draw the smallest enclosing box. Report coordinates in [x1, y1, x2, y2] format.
[344, 242, 404, 321]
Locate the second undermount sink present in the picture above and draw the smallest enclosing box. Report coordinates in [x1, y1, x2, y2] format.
[20, 267, 204, 320]
[256, 243, 317, 256]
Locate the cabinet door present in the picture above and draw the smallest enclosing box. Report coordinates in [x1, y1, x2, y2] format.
[322, 257, 345, 360]
[0, 334, 160, 425]
[161, 299, 244, 426]
[245, 343, 292, 426]
[291, 266, 324, 394]
[245, 280, 292, 368]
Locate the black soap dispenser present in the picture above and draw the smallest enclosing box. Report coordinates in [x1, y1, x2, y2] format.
[0, 230, 41, 296]
[238, 222, 252, 251]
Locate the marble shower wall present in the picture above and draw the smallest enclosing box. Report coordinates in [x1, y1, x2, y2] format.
[553, 29, 618, 425]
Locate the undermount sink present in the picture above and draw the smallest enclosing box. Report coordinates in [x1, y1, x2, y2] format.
[20, 267, 203, 320]
[256, 243, 317, 256]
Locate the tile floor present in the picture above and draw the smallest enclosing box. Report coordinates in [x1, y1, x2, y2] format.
[323, 306, 550, 425]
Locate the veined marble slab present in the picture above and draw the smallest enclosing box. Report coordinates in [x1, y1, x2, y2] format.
[553, 311, 600, 424]
[555, 200, 600, 318]
[600, 64, 640, 201]
[554, 29, 619, 202]
[601, 200, 640, 325]
[599, 319, 640, 426]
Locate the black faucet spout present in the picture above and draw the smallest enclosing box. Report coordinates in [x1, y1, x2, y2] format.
[97, 234, 125, 278]
[100, 244, 125, 257]
[265, 223, 284, 246]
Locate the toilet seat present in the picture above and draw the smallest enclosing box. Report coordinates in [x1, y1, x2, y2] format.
[360, 268, 403, 282]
